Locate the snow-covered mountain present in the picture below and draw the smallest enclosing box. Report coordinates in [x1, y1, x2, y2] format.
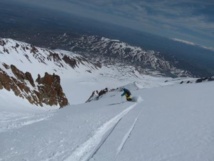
[0, 38, 100, 107]
[0, 38, 176, 107]
[56, 34, 191, 77]
[1, 37, 213, 161]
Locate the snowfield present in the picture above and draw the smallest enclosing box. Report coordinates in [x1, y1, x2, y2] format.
[0, 38, 213, 160]
[0, 81, 214, 161]
[0, 38, 174, 105]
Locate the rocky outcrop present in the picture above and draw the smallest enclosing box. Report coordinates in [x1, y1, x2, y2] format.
[86, 88, 111, 102]
[0, 38, 105, 108]
[179, 76, 214, 84]
[195, 77, 214, 83]
[86, 83, 140, 103]
[0, 64, 68, 108]
[0, 38, 101, 71]
[36, 72, 68, 107]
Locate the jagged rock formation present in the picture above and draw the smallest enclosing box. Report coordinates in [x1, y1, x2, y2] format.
[0, 38, 100, 71]
[86, 88, 109, 102]
[36, 72, 68, 107]
[1, 35, 191, 77]
[0, 38, 101, 108]
[86, 82, 140, 103]
[179, 76, 214, 84]
[195, 77, 214, 83]
[1, 38, 151, 108]
[0, 63, 68, 107]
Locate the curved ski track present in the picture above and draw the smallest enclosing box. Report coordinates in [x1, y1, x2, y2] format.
[64, 103, 138, 161]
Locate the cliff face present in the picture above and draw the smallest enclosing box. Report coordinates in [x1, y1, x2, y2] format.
[36, 72, 68, 107]
[0, 64, 68, 108]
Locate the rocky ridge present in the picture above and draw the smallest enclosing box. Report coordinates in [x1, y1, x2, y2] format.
[56, 34, 191, 77]
[0, 64, 68, 107]
[0, 38, 101, 108]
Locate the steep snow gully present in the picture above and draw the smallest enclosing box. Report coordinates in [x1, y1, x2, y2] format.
[64, 100, 141, 161]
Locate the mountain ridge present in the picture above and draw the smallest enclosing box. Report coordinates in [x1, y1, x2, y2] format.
[0, 38, 199, 107]
[0, 38, 101, 107]
[56, 34, 191, 77]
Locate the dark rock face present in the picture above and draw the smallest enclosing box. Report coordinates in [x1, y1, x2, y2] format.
[0, 38, 103, 108]
[36, 72, 68, 107]
[0, 38, 101, 71]
[86, 83, 140, 103]
[195, 77, 214, 83]
[86, 88, 110, 102]
[62, 55, 77, 68]
[0, 64, 68, 108]
[178, 76, 214, 84]
[0, 39, 6, 46]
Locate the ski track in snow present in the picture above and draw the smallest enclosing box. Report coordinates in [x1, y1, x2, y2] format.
[116, 97, 143, 156]
[0, 112, 54, 133]
[64, 103, 138, 161]
[116, 116, 139, 155]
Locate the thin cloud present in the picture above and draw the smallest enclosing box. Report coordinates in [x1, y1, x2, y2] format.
[172, 38, 196, 45]
[6, 0, 214, 48]
[172, 38, 214, 51]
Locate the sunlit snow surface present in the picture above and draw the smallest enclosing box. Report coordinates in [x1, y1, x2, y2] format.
[1, 39, 213, 161]
[0, 81, 214, 161]
[0, 38, 176, 105]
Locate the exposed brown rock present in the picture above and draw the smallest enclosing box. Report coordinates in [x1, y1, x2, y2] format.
[11, 65, 25, 81]
[25, 72, 35, 87]
[0, 64, 68, 108]
[3, 63, 10, 69]
[48, 52, 62, 62]
[0, 69, 11, 90]
[47, 52, 64, 67]
[86, 88, 109, 102]
[62, 55, 77, 68]
[30, 45, 38, 54]
[0, 82, 3, 89]
[36, 72, 68, 107]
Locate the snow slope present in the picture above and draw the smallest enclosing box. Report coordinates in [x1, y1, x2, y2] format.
[0, 81, 213, 161]
[0, 38, 174, 105]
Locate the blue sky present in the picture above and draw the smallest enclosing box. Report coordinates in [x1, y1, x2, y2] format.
[8, 0, 214, 49]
